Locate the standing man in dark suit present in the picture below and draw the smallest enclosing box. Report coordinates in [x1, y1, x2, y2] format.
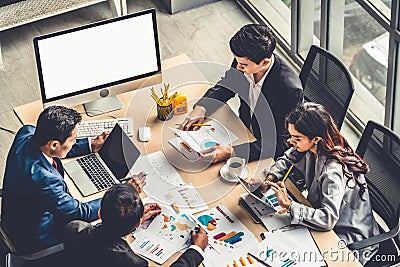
[64, 183, 208, 267]
[1, 106, 145, 253]
[181, 24, 303, 162]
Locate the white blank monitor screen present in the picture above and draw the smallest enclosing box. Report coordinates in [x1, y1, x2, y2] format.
[34, 9, 161, 109]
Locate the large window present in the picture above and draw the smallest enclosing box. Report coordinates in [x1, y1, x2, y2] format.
[237, 0, 400, 134]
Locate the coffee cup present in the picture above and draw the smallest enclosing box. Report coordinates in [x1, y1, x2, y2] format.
[227, 157, 246, 178]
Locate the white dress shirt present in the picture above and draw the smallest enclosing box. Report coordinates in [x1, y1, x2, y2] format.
[244, 54, 275, 118]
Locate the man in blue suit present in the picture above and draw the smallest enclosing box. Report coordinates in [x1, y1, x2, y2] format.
[1, 106, 144, 253]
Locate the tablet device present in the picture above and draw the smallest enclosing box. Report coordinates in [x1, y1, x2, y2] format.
[236, 175, 288, 213]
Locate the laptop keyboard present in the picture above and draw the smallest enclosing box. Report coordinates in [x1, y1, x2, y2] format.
[76, 154, 116, 191]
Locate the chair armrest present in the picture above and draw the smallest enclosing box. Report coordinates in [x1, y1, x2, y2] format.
[347, 225, 400, 250]
[19, 243, 64, 260]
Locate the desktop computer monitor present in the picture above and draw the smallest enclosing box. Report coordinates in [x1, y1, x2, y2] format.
[33, 9, 162, 116]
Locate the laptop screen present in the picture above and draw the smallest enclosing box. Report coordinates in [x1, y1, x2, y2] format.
[98, 123, 141, 179]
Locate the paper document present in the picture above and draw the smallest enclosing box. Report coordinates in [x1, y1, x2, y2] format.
[194, 205, 259, 267]
[131, 204, 196, 264]
[256, 226, 326, 267]
[169, 119, 238, 155]
[130, 151, 185, 201]
[164, 184, 209, 215]
[194, 204, 258, 251]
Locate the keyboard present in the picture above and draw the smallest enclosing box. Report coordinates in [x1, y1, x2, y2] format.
[77, 118, 133, 138]
[76, 154, 116, 191]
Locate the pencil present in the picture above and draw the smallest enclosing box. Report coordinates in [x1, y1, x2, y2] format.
[192, 124, 211, 127]
[174, 123, 211, 127]
[281, 164, 294, 183]
[247, 252, 271, 267]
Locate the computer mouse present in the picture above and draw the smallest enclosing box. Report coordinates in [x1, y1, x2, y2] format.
[138, 127, 151, 142]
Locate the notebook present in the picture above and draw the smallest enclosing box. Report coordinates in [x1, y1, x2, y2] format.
[64, 123, 141, 196]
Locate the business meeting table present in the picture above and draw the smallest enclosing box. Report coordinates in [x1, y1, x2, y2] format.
[14, 54, 361, 266]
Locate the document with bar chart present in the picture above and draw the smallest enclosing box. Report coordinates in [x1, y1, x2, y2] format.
[130, 205, 195, 264]
[194, 205, 260, 267]
[194, 205, 258, 251]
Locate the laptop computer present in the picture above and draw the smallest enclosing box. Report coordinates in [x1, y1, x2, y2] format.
[64, 123, 141, 196]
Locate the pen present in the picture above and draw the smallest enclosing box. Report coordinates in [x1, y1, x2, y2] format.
[247, 252, 271, 267]
[281, 164, 294, 183]
[120, 173, 148, 182]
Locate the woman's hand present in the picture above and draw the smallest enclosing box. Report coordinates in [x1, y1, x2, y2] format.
[265, 181, 292, 209]
[259, 174, 277, 193]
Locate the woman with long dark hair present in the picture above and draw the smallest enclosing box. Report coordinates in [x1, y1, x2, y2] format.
[263, 102, 379, 264]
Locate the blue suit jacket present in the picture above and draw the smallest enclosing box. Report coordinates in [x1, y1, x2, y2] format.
[1, 125, 101, 253]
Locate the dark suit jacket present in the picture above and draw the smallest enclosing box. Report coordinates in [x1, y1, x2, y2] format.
[63, 220, 204, 267]
[196, 55, 303, 161]
[1, 125, 101, 253]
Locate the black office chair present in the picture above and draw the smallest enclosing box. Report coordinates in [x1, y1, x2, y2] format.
[347, 121, 400, 266]
[299, 45, 355, 129]
[0, 189, 64, 267]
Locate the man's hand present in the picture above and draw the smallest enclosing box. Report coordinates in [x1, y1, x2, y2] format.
[265, 181, 292, 209]
[141, 203, 162, 223]
[91, 131, 110, 153]
[199, 145, 234, 163]
[191, 226, 208, 251]
[179, 105, 206, 131]
[127, 171, 147, 194]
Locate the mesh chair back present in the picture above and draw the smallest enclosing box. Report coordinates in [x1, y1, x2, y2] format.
[300, 45, 355, 129]
[356, 121, 400, 248]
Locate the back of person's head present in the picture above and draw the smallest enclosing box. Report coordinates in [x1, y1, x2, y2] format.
[229, 23, 276, 64]
[33, 105, 81, 147]
[101, 183, 144, 237]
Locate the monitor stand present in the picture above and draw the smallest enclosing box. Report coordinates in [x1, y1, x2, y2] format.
[83, 96, 123, 117]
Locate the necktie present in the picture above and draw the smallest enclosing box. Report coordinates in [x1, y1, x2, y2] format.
[52, 158, 58, 171]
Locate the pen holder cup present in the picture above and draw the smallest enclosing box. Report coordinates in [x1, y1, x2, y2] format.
[157, 103, 173, 121]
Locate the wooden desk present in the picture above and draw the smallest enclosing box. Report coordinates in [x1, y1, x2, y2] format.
[13, 54, 361, 267]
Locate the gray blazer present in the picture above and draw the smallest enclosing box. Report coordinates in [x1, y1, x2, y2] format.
[269, 147, 379, 265]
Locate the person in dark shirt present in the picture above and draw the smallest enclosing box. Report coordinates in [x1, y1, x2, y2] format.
[64, 183, 208, 267]
[180, 24, 303, 162]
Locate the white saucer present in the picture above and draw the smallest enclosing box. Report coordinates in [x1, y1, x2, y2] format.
[219, 164, 250, 183]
